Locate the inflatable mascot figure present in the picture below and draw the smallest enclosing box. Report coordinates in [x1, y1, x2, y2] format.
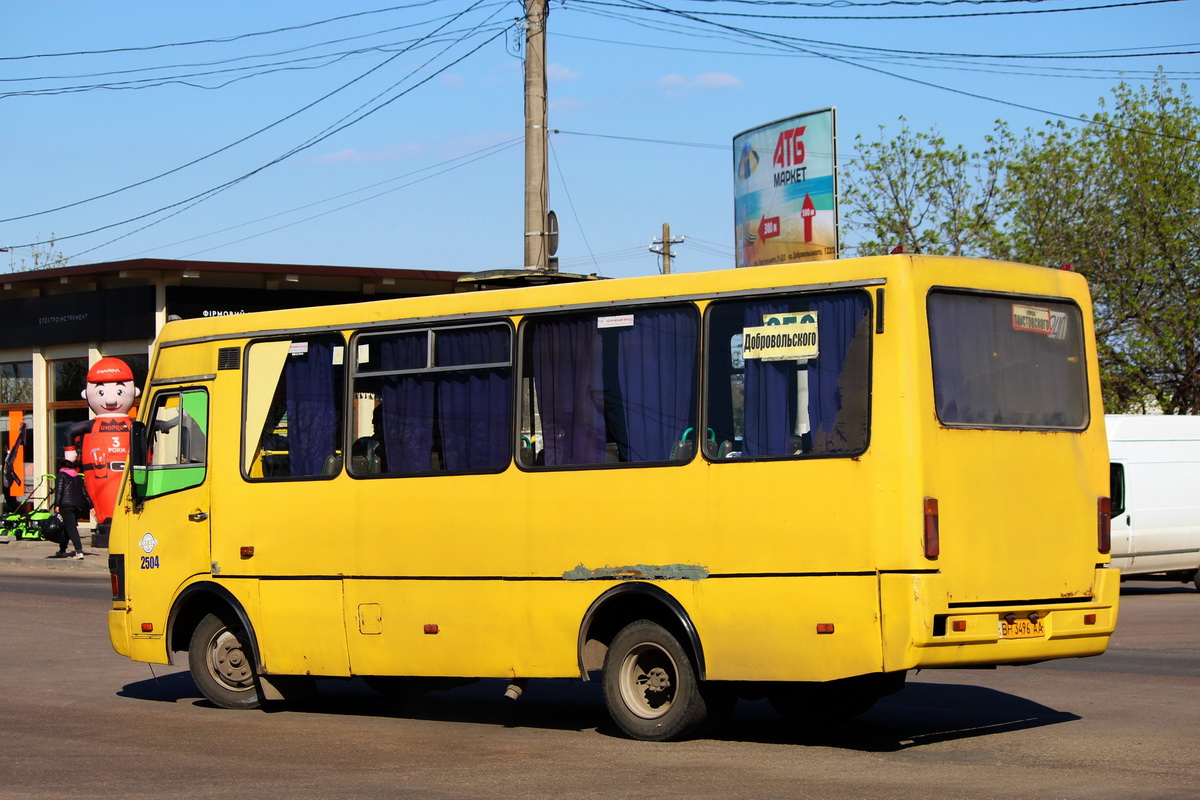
[64, 357, 140, 540]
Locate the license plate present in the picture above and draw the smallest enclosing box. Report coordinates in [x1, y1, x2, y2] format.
[1000, 617, 1045, 639]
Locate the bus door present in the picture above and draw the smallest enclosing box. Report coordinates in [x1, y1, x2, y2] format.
[128, 385, 213, 626]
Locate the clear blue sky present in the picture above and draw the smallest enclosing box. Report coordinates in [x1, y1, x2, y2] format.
[3, 0, 1197, 278]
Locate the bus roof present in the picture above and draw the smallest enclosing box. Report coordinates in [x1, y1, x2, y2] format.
[155, 254, 1088, 345]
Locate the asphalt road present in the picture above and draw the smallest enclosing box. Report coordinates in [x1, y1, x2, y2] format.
[0, 568, 1195, 800]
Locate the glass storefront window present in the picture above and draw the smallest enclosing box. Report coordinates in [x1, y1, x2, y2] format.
[51, 359, 89, 403]
[0, 363, 33, 405]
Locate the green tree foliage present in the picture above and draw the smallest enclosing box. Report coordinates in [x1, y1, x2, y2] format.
[842, 75, 1200, 413]
[999, 76, 1200, 413]
[842, 119, 1008, 257]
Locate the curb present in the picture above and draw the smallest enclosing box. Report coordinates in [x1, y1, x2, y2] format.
[0, 537, 108, 570]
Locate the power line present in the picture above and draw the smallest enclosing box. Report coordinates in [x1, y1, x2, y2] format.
[552, 129, 728, 149]
[608, 0, 1200, 143]
[2, 2, 505, 226]
[670, 0, 1175, 6]
[570, 0, 1190, 21]
[78, 137, 524, 260]
[1, 8, 510, 82]
[0, 1, 451, 61]
[548, 136, 601, 271]
[553, 29, 1200, 69]
[553, 32, 1200, 86]
[9, 27, 511, 252]
[176, 139, 524, 259]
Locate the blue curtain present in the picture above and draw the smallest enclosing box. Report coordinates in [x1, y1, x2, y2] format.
[742, 303, 794, 457]
[741, 294, 870, 457]
[614, 308, 698, 462]
[928, 293, 992, 424]
[808, 295, 870, 452]
[380, 333, 435, 473]
[532, 318, 605, 466]
[284, 338, 338, 476]
[437, 327, 511, 471]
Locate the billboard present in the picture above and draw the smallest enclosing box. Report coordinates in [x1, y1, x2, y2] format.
[733, 108, 838, 268]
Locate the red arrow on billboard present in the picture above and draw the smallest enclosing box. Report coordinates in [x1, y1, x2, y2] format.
[800, 194, 816, 243]
[758, 215, 781, 240]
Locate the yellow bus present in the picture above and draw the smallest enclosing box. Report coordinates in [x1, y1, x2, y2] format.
[107, 254, 1118, 741]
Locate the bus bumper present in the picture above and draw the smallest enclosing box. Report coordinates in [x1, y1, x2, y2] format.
[880, 567, 1120, 671]
[108, 608, 131, 658]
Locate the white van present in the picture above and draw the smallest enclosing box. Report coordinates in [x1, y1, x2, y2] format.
[1107, 414, 1200, 590]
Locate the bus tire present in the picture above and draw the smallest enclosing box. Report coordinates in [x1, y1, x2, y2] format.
[602, 619, 708, 741]
[188, 612, 262, 710]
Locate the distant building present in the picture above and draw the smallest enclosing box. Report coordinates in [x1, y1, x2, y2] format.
[0, 258, 465, 516]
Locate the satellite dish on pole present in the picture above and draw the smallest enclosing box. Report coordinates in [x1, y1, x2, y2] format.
[546, 210, 559, 257]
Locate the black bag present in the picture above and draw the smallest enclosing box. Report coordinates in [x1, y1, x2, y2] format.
[40, 513, 65, 544]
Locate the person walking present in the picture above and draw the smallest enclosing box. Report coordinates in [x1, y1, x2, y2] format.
[50, 449, 88, 560]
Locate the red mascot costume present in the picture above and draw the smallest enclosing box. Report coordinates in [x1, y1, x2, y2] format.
[65, 357, 140, 545]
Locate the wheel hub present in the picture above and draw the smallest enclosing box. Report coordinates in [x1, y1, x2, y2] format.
[643, 666, 671, 693]
[212, 631, 252, 686]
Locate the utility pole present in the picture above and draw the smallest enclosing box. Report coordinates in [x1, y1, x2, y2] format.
[650, 223, 685, 274]
[523, 0, 550, 272]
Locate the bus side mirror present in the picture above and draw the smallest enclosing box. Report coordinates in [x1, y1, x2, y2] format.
[130, 466, 146, 502]
[129, 421, 147, 504]
[1109, 462, 1126, 518]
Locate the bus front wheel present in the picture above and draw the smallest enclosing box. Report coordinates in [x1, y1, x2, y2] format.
[188, 612, 262, 710]
[602, 619, 709, 741]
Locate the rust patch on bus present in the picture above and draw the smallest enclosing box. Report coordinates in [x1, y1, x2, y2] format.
[563, 563, 709, 581]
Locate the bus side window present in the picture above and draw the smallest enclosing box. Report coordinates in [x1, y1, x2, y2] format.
[520, 305, 699, 468]
[132, 389, 209, 500]
[350, 324, 512, 476]
[705, 290, 871, 460]
[243, 335, 345, 480]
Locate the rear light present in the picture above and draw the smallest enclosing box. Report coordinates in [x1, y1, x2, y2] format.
[108, 553, 125, 601]
[1098, 497, 1112, 554]
[923, 497, 940, 559]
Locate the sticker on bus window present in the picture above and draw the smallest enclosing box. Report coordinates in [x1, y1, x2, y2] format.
[1012, 304, 1052, 334]
[288, 341, 310, 356]
[761, 312, 816, 327]
[598, 314, 635, 329]
[1049, 310, 1069, 341]
[743, 313, 819, 361]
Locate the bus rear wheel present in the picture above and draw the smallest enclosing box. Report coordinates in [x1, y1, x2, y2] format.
[602, 620, 709, 741]
[188, 612, 262, 710]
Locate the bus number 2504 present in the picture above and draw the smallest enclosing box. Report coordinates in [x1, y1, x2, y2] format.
[140, 555, 160, 570]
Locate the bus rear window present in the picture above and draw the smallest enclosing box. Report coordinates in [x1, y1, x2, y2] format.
[928, 291, 1088, 430]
